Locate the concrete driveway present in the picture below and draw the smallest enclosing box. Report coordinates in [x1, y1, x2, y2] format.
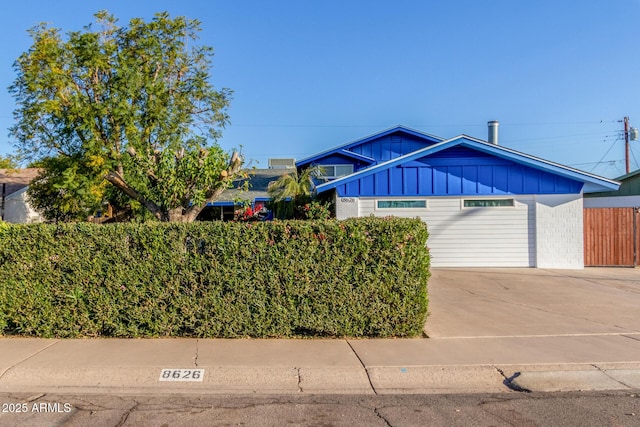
[424, 268, 640, 338]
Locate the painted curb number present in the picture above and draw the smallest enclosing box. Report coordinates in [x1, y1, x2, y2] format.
[159, 369, 205, 382]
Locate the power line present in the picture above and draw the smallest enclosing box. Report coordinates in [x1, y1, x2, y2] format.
[631, 147, 639, 171]
[569, 159, 624, 167]
[229, 119, 622, 129]
[589, 137, 621, 173]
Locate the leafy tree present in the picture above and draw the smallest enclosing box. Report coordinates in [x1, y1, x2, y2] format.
[0, 155, 18, 169]
[10, 11, 241, 222]
[267, 166, 321, 219]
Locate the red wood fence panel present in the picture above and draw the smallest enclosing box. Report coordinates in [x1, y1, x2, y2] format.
[583, 208, 637, 266]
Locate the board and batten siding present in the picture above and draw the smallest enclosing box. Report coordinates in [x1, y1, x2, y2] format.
[355, 196, 536, 267]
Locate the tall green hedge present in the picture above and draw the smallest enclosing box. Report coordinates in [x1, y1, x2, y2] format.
[0, 217, 429, 338]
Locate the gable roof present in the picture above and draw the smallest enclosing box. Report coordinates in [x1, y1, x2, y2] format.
[0, 168, 41, 197]
[316, 135, 620, 194]
[613, 169, 640, 182]
[585, 168, 640, 197]
[296, 125, 444, 167]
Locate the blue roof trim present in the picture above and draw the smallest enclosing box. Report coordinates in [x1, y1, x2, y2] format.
[335, 149, 376, 164]
[296, 125, 443, 167]
[316, 135, 620, 194]
[207, 201, 236, 207]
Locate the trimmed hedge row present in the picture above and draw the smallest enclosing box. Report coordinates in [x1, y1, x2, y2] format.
[0, 217, 429, 338]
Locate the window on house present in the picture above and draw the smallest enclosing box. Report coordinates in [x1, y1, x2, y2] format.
[463, 199, 514, 207]
[318, 164, 354, 179]
[377, 200, 427, 209]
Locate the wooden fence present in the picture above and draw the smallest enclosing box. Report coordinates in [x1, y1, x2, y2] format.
[583, 207, 639, 266]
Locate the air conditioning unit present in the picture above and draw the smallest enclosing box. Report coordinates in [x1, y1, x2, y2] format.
[268, 158, 296, 169]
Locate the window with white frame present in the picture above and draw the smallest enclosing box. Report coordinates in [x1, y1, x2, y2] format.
[377, 200, 427, 209]
[318, 164, 354, 179]
[463, 199, 514, 207]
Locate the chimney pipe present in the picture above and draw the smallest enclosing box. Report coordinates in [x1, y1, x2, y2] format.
[488, 120, 499, 145]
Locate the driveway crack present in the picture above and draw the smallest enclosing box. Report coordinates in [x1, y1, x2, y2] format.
[622, 334, 640, 342]
[346, 339, 378, 395]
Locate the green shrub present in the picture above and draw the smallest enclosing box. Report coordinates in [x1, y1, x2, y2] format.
[0, 217, 429, 338]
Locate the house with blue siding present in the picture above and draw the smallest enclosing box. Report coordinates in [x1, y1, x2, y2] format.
[298, 124, 619, 268]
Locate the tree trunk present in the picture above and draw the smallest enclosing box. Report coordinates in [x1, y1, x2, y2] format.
[167, 207, 188, 222]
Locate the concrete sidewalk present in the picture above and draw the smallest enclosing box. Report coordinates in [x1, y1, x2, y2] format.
[1, 336, 640, 395]
[1, 268, 640, 395]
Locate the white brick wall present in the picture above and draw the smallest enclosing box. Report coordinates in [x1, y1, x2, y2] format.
[534, 194, 584, 269]
[335, 194, 359, 220]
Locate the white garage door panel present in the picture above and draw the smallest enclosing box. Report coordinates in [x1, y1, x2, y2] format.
[360, 197, 535, 267]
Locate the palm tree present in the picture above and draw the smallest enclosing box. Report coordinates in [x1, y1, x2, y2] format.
[267, 166, 321, 219]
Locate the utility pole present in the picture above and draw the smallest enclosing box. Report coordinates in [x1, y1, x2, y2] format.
[625, 116, 630, 174]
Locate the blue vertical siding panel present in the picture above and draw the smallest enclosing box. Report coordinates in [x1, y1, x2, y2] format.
[404, 167, 419, 195]
[392, 136, 402, 159]
[508, 165, 524, 193]
[447, 166, 463, 194]
[434, 167, 448, 194]
[412, 140, 422, 153]
[539, 173, 556, 192]
[419, 167, 434, 195]
[478, 166, 493, 194]
[523, 169, 540, 193]
[462, 166, 478, 194]
[360, 144, 372, 159]
[390, 167, 403, 194]
[361, 174, 375, 195]
[346, 181, 360, 195]
[493, 166, 508, 194]
[381, 139, 390, 161]
[388, 138, 398, 158]
[336, 184, 346, 197]
[398, 138, 405, 156]
[555, 176, 572, 193]
[375, 170, 389, 195]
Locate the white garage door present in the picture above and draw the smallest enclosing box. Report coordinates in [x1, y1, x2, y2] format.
[360, 196, 536, 267]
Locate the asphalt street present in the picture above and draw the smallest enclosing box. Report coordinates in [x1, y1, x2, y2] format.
[1, 391, 639, 427]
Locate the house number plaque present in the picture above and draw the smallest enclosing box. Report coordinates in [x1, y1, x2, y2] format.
[159, 369, 205, 382]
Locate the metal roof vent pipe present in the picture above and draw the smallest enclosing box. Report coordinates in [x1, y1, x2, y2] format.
[488, 120, 499, 145]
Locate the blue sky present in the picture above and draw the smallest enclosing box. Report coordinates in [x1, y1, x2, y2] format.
[1, 0, 639, 178]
